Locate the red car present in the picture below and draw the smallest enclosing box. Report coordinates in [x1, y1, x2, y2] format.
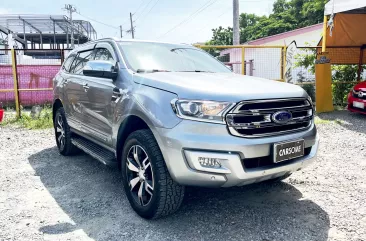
[348, 81, 366, 114]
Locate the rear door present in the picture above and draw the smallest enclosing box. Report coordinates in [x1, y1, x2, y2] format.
[82, 42, 119, 145]
[60, 53, 80, 129]
[65, 48, 94, 131]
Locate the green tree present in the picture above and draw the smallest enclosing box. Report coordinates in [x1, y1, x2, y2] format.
[207, 26, 233, 46]
[301, 0, 328, 27]
[273, 0, 290, 14]
[332, 65, 359, 105]
[207, 0, 328, 46]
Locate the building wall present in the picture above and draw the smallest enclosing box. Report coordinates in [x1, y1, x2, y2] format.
[219, 47, 283, 80]
[218, 24, 323, 83]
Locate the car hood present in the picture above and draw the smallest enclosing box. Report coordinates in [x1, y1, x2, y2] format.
[353, 81, 366, 91]
[133, 72, 307, 102]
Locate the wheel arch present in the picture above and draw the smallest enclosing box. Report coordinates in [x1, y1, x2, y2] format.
[52, 99, 63, 123]
[116, 115, 151, 169]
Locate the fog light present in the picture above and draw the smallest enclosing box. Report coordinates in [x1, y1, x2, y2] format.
[184, 150, 235, 174]
[198, 157, 223, 168]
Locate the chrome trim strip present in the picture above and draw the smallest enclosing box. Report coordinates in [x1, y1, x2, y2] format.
[231, 119, 311, 129]
[232, 98, 309, 113]
[228, 121, 313, 138]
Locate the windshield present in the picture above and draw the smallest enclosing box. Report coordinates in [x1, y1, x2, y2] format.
[117, 41, 231, 73]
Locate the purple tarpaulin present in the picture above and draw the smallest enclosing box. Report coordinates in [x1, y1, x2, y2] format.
[0, 65, 60, 106]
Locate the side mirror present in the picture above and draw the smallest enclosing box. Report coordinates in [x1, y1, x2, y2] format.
[83, 60, 118, 80]
[225, 64, 233, 71]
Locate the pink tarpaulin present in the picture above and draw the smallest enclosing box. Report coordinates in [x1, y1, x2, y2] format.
[0, 65, 60, 106]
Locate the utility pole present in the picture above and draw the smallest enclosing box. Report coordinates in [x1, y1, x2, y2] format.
[64, 4, 77, 49]
[120, 25, 123, 38]
[130, 12, 135, 39]
[233, 0, 240, 45]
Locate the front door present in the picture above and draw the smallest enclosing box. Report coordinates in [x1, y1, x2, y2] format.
[82, 43, 119, 145]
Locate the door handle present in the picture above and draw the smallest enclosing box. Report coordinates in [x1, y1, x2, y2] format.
[111, 87, 122, 102]
[112, 87, 121, 96]
[83, 83, 89, 92]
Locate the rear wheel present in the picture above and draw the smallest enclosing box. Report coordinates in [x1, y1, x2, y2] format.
[54, 107, 78, 156]
[121, 129, 185, 219]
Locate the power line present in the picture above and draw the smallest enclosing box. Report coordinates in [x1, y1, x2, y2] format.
[136, 0, 161, 25]
[76, 12, 136, 38]
[133, 0, 148, 15]
[76, 12, 119, 29]
[182, 6, 232, 40]
[157, 0, 220, 39]
[134, 0, 156, 22]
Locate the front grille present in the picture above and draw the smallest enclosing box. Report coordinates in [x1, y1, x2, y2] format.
[243, 147, 312, 169]
[353, 90, 366, 100]
[226, 98, 313, 138]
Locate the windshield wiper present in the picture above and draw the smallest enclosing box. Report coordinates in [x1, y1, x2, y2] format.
[136, 69, 171, 73]
[177, 70, 214, 73]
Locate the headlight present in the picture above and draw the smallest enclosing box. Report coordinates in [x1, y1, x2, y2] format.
[171, 99, 234, 124]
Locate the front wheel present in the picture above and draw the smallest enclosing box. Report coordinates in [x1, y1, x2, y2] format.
[121, 129, 185, 219]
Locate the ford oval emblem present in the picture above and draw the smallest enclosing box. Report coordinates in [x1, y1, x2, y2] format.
[272, 111, 292, 124]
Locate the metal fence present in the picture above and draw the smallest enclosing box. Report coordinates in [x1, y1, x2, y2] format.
[198, 44, 366, 106]
[0, 48, 69, 117]
[2, 44, 364, 117]
[195, 45, 286, 82]
[285, 42, 366, 105]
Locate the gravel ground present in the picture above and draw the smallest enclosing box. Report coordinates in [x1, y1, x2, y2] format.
[0, 110, 365, 241]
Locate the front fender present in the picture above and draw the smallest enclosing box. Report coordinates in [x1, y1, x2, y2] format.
[112, 84, 182, 144]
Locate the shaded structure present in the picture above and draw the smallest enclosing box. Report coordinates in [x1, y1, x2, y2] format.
[316, 0, 366, 112]
[0, 14, 97, 50]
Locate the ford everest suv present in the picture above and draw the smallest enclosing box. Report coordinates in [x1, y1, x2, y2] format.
[53, 38, 319, 219]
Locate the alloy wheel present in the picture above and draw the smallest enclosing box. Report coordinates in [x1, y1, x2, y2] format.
[126, 145, 154, 206]
[55, 115, 65, 150]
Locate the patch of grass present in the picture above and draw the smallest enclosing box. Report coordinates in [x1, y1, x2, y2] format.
[315, 117, 344, 125]
[333, 105, 346, 111]
[0, 108, 53, 129]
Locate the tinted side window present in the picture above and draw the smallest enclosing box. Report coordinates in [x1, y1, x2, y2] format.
[94, 48, 115, 63]
[62, 54, 75, 73]
[69, 50, 93, 75]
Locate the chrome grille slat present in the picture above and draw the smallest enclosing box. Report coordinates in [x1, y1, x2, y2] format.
[232, 119, 311, 129]
[226, 98, 313, 138]
[236, 105, 310, 113]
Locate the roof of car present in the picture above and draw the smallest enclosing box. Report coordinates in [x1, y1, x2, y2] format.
[70, 37, 192, 52]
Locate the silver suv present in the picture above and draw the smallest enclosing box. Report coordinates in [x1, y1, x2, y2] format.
[53, 38, 319, 219]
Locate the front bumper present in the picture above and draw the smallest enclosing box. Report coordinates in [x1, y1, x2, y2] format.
[347, 95, 366, 114]
[153, 120, 319, 188]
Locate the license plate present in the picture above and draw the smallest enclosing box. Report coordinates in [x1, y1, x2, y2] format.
[274, 139, 304, 163]
[353, 101, 365, 109]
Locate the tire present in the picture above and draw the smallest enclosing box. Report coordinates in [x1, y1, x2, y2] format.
[54, 107, 78, 156]
[121, 129, 185, 219]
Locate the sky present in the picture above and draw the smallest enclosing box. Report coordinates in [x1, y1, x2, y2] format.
[0, 0, 276, 44]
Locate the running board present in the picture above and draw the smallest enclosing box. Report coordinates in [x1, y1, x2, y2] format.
[71, 136, 117, 166]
